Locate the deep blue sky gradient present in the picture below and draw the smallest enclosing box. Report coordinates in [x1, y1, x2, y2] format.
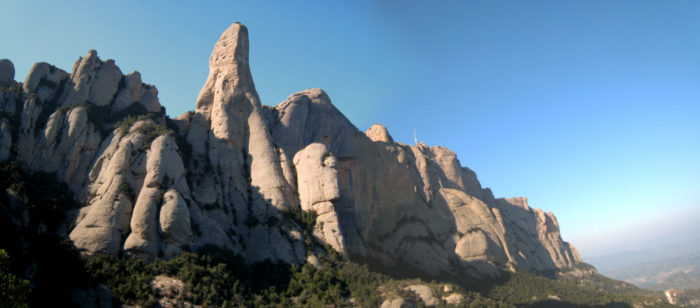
[2, 0, 699, 259]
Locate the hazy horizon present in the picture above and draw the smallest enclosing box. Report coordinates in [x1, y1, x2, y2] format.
[2, 1, 698, 265]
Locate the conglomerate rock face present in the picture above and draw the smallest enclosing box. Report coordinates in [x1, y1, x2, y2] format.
[0, 22, 580, 279]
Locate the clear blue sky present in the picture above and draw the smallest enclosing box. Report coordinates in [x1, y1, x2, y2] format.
[2, 0, 699, 260]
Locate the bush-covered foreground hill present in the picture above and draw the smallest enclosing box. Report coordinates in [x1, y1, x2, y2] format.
[0, 160, 676, 307]
[674, 288, 700, 307]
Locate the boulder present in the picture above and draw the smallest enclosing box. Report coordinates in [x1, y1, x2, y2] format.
[88, 59, 121, 107]
[381, 297, 415, 308]
[294, 143, 346, 253]
[365, 123, 394, 143]
[23, 62, 69, 101]
[442, 293, 464, 305]
[159, 189, 192, 245]
[294, 143, 340, 209]
[404, 285, 439, 307]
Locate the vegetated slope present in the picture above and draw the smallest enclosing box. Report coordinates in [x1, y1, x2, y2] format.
[607, 252, 700, 291]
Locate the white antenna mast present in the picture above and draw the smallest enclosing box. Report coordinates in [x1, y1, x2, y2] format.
[414, 129, 418, 145]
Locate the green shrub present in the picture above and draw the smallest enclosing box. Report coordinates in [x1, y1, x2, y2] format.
[113, 116, 174, 151]
[85, 254, 156, 307]
[0, 82, 24, 145]
[0, 250, 30, 308]
[136, 122, 173, 151]
[77, 245, 392, 307]
[283, 207, 317, 233]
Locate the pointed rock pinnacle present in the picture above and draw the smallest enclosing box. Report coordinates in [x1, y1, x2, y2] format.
[210, 22, 249, 69]
[195, 22, 259, 128]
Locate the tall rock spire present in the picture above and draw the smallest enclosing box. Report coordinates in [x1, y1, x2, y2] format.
[209, 22, 250, 70]
[195, 22, 260, 141]
[189, 22, 296, 218]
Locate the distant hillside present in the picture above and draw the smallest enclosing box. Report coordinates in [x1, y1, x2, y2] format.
[607, 251, 700, 291]
[587, 236, 700, 274]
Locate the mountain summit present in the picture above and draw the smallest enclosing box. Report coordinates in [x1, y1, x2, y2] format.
[0, 22, 580, 282]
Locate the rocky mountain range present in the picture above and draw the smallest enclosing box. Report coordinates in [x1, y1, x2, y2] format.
[0, 22, 581, 284]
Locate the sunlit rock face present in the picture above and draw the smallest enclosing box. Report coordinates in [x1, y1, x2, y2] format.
[266, 90, 580, 278]
[0, 22, 580, 279]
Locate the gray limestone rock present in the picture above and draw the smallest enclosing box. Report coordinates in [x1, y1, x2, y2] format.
[111, 71, 160, 112]
[69, 129, 140, 255]
[294, 143, 347, 254]
[365, 123, 394, 143]
[404, 285, 439, 307]
[188, 22, 295, 228]
[3, 22, 582, 281]
[88, 59, 121, 107]
[442, 293, 464, 305]
[124, 187, 161, 260]
[159, 189, 192, 245]
[267, 80, 582, 277]
[381, 296, 416, 308]
[23, 62, 69, 101]
[0, 119, 12, 161]
[0, 59, 14, 86]
[294, 143, 340, 209]
[63, 50, 100, 107]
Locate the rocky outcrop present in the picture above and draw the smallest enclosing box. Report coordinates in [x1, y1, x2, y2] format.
[0, 59, 14, 87]
[404, 285, 439, 307]
[380, 297, 415, 308]
[443, 293, 464, 305]
[186, 22, 303, 264]
[493, 197, 581, 272]
[294, 143, 346, 254]
[151, 275, 193, 308]
[0, 22, 580, 280]
[365, 123, 394, 143]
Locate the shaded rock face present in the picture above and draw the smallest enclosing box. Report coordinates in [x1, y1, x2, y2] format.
[0, 22, 580, 278]
[0, 59, 14, 87]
